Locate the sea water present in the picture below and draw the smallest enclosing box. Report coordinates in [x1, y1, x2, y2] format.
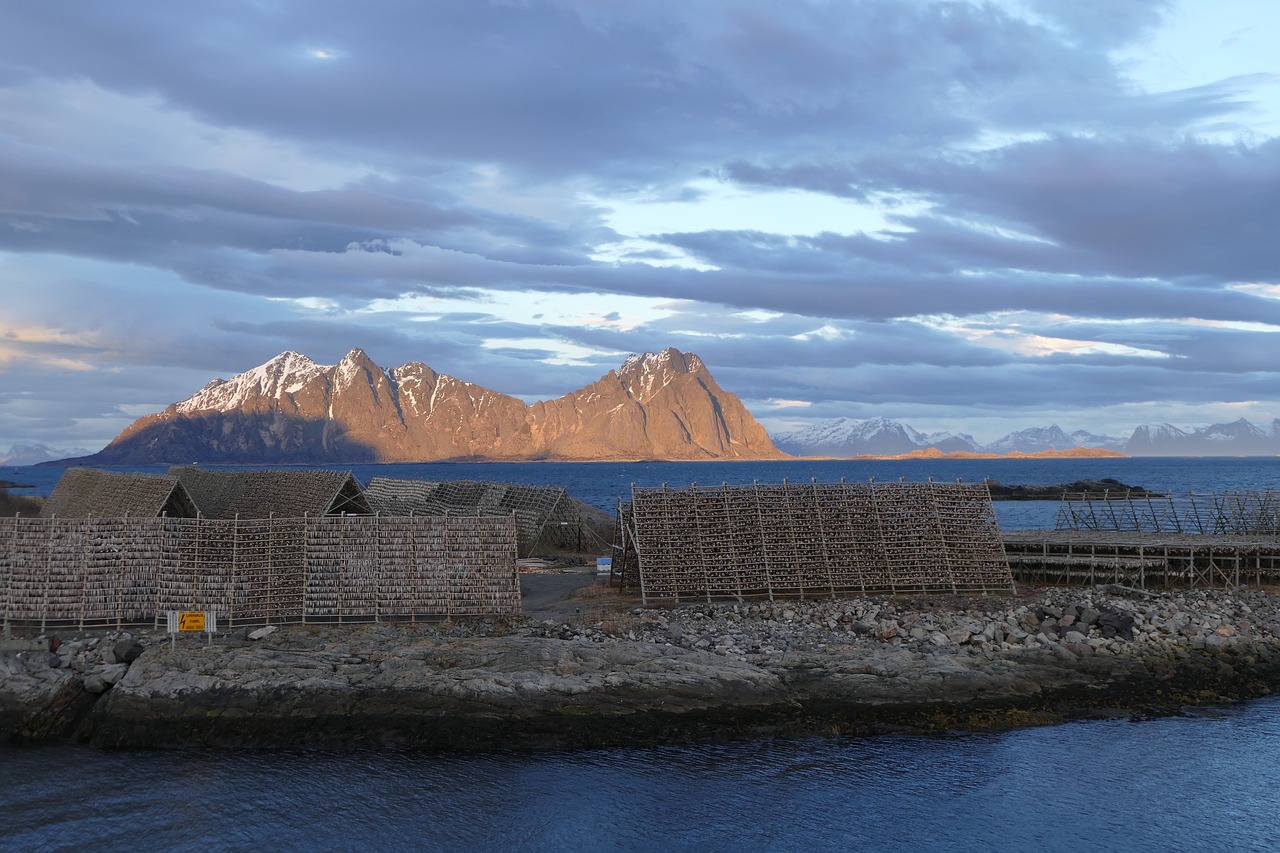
[8, 455, 1279, 528]
[3, 457, 1280, 850]
[2, 697, 1279, 852]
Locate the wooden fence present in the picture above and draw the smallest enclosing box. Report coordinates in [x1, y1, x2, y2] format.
[0, 514, 520, 630]
[615, 480, 1014, 603]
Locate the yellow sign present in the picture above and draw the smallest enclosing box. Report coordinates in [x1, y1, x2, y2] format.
[177, 611, 206, 632]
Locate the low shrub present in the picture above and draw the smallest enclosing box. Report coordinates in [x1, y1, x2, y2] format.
[0, 488, 42, 516]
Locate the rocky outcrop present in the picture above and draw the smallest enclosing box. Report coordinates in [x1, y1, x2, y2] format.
[63, 348, 786, 465]
[4, 586, 1279, 749]
[985, 478, 1163, 500]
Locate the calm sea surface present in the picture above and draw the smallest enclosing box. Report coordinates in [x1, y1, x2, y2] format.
[2, 699, 1279, 853]
[3, 457, 1280, 851]
[8, 455, 1280, 527]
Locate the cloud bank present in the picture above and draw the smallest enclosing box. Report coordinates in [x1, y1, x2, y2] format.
[2, 0, 1279, 449]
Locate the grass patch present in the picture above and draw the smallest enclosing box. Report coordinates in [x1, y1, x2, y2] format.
[0, 488, 41, 517]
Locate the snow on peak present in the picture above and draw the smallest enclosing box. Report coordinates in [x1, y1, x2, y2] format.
[772, 417, 930, 456]
[175, 351, 330, 413]
[618, 349, 699, 399]
[335, 348, 377, 385]
[1132, 423, 1189, 438]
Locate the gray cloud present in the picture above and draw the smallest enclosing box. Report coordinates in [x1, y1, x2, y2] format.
[2, 0, 1279, 451]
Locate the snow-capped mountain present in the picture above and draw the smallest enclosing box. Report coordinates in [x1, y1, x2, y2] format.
[773, 418, 1125, 457]
[773, 417, 980, 456]
[984, 426, 1125, 454]
[777, 415, 1280, 458]
[175, 351, 329, 414]
[982, 426, 1078, 454]
[1, 444, 92, 466]
[62, 347, 785, 465]
[919, 430, 981, 453]
[1124, 418, 1280, 456]
[1069, 429, 1126, 450]
[774, 417, 914, 457]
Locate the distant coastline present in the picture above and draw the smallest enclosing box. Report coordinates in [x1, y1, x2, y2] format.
[793, 446, 1126, 462]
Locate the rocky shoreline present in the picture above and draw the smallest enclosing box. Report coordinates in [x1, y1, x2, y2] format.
[3, 585, 1279, 750]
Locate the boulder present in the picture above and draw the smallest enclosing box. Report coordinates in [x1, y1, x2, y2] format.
[113, 638, 145, 664]
[98, 664, 130, 685]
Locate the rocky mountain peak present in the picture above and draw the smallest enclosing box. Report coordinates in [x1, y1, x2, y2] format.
[72, 347, 784, 464]
[617, 348, 705, 402]
[175, 350, 327, 414]
[620, 347, 699, 375]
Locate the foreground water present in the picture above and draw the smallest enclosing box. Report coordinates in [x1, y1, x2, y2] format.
[3, 696, 1279, 852]
[4, 457, 1280, 849]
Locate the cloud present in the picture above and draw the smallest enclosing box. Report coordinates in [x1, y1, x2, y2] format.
[2, 0, 1280, 450]
[1026, 0, 1172, 49]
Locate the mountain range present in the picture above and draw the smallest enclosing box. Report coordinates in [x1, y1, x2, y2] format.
[29, 349, 1280, 465]
[773, 417, 1280, 457]
[1, 443, 92, 466]
[61, 348, 785, 465]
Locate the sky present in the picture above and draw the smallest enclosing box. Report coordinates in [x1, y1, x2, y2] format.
[3, 0, 1280, 453]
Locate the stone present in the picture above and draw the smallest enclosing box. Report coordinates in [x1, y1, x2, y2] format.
[1097, 612, 1135, 641]
[99, 663, 129, 685]
[248, 626, 279, 641]
[82, 673, 108, 694]
[113, 638, 144, 664]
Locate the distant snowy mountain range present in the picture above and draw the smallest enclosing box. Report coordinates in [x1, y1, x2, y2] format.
[1, 444, 92, 466]
[771, 417, 1280, 457]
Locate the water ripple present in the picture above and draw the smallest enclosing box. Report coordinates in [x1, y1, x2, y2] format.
[3, 696, 1279, 852]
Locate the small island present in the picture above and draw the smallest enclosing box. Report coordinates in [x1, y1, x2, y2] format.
[985, 478, 1163, 501]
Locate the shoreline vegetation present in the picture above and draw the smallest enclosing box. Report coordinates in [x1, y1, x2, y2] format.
[0, 486, 41, 516]
[4, 582, 1278, 751]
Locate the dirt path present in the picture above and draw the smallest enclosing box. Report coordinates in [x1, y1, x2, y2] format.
[519, 567, 605, 620]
